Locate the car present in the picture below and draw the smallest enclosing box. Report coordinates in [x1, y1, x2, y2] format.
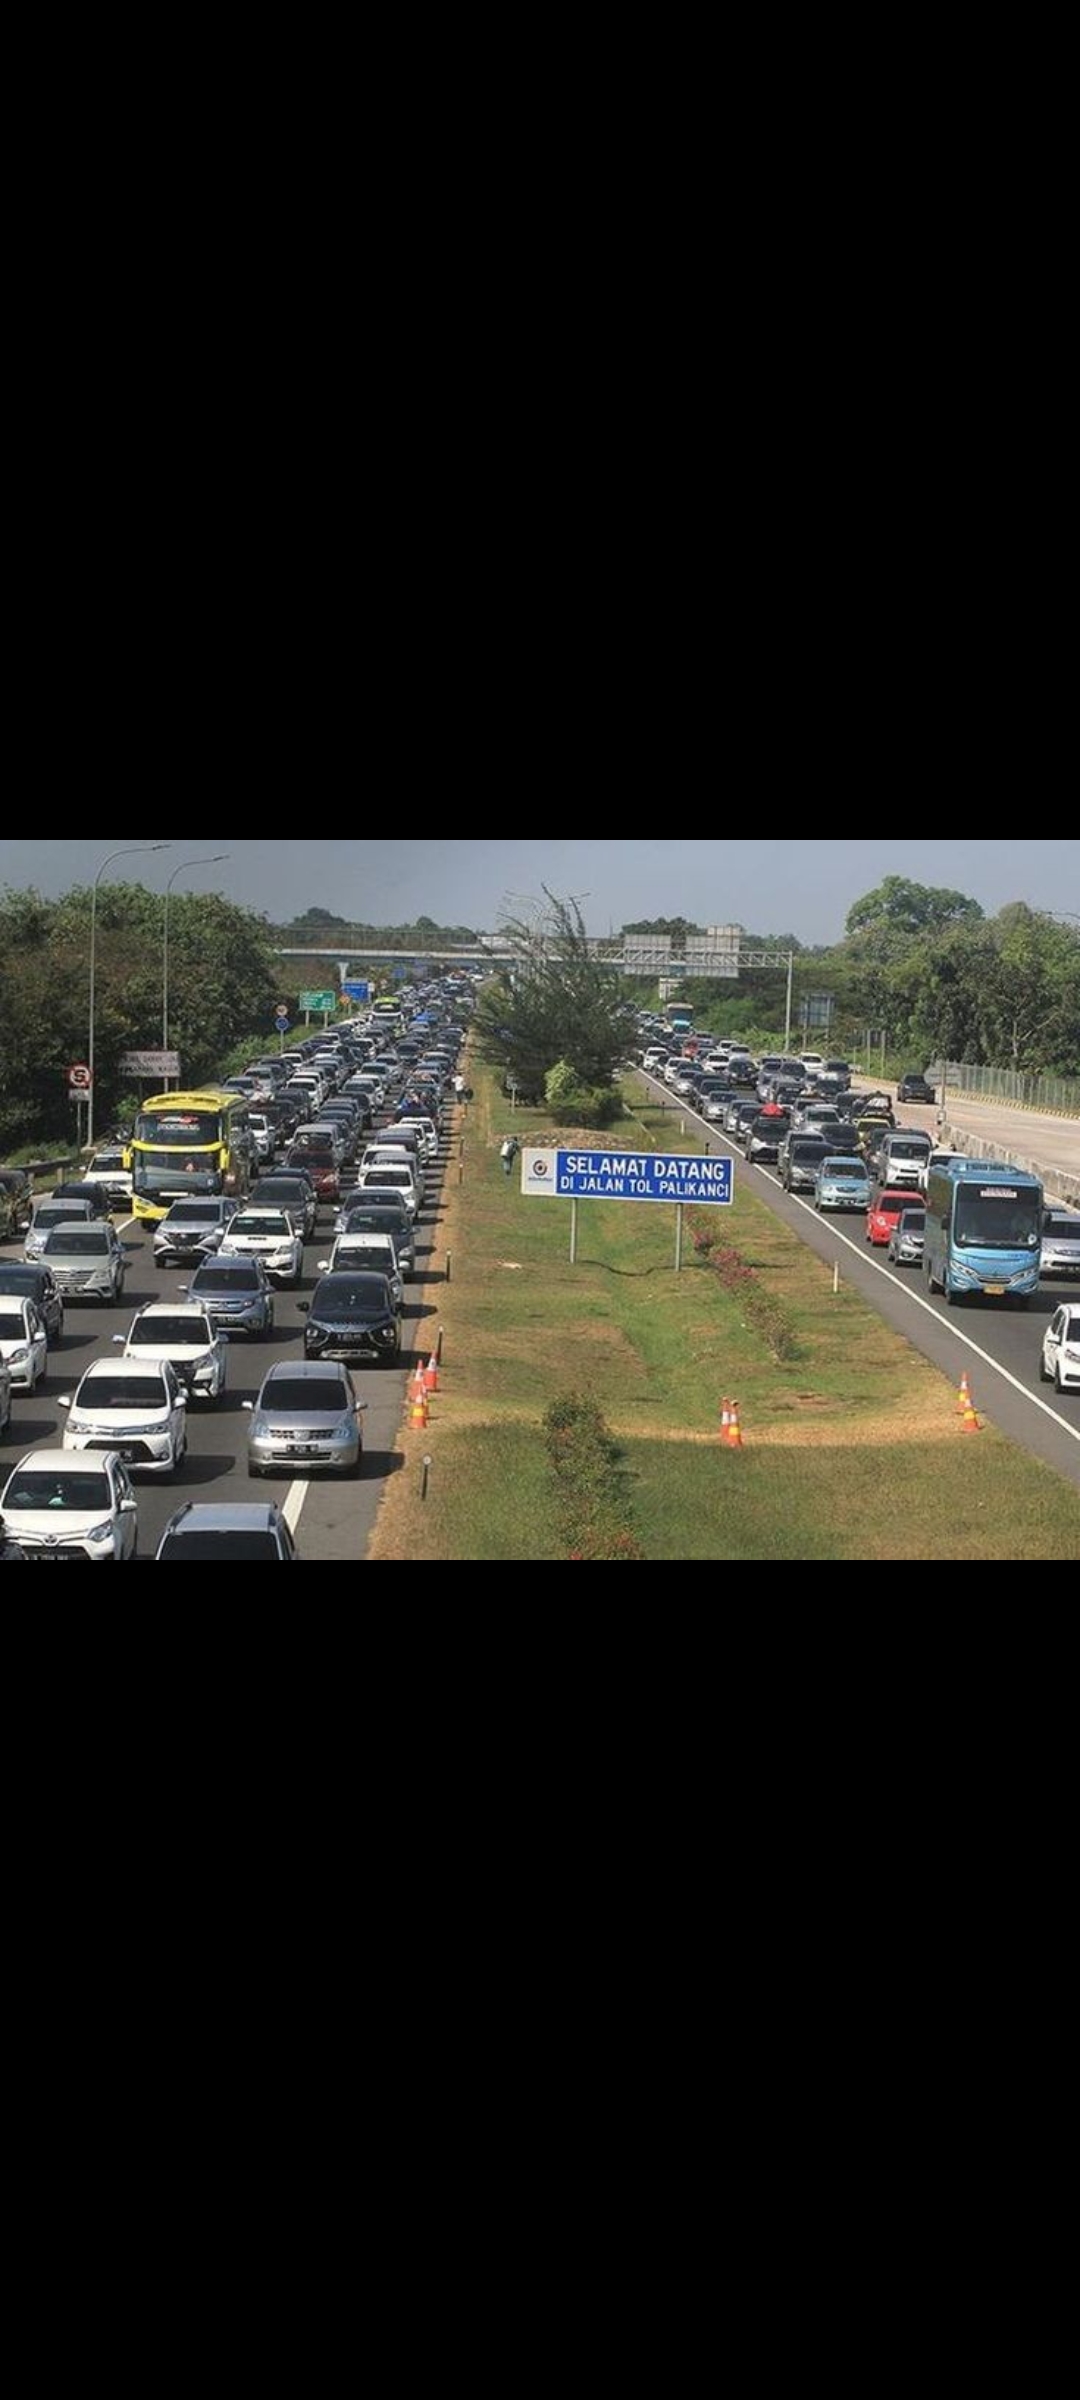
[332, 1197, 416, 1277]
[184, 1257, 276, 1337]
[0, 1262, 64, 1344]
[153, 1196, 238, 1267]
[47, 1180, 112, 1221]
[867, 1187, 920, 1247]
[24, 1195, 97, 1260]
[38, 1220, 127, 1303]
[1040, 1307, 1080, 1393]
[284, 1139, 340, 1202]
[118, 1305, 229, 1401]
[0, 1355, 11, 1441]
[250, 1173, 318, 1241]
[878, 1132, 934, 1190]
[919, 1148, 965, 1193]
[0, 1168, 35, 1242]
[897, 1074, 937, 1106]
[298, 1271, 403, 1364]
[244, 1360, 365, 1478]
[0, 1448, 138, 1560]
[1040, 1211, 1080, 1281]
[155, 1502, 298, 1560]
[814, 1156, 873, 1213]
[887, 1205, 927, 1267]
[778, 1135, 831, 1195]
[83, 1149, 134, 1209]
[351, 1166, 419, 1221]
[218, 1208, 304, 1286]
[0, 1294, 48, 1391]
[60, 1356, 188, 1474]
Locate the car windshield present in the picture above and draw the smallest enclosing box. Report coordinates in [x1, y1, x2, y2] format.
[230, 1215, 291, 1237]
[314, 1280, 389, 1320]
[91, 1154, 125, 1173]
[166, 1203, 218, 1224]
[159, 1532, 283, 1560]
[823, 1160, 865, 1176]
[131, 1317, 211, 1346]
[0, 1304, 29, 1330]
[263, 1379, 349, 1413]
[954, 1191, 1042, 1250]
[79, 1376, 168, 1410]
[194, 1266, 260, 1291]
[43, 1230, 109, 1254]
[899, 1212, 926, 1232]
[4, 1472, 111, 1511]
[36, 1206, 85, 1228]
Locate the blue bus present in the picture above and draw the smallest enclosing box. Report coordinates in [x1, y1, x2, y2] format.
[924, 1161, 1043, 1307]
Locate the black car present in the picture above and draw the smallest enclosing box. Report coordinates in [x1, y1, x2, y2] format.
[0, 1168, 35, 1241]
[250, 1172, 318, 1241]
[299, 1272, 403, 1363]
[0, 1260, 65, 1343]
[897, 1073, 936, 1106]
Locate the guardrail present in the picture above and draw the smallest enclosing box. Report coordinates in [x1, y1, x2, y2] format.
[937, 1061, 1080, 1118]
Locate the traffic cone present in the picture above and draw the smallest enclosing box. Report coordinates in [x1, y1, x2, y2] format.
[727, 1398, 744, 1451]
[423, 1353, 439, 1394]
[957, 1371, 972, 1417]
[960, 1389, 981, 1433]
[410, 1384, 429, 1429]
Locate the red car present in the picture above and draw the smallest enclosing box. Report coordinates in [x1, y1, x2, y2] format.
[285, 1143, 340, 1202]
[867, 1187, 917, 1246]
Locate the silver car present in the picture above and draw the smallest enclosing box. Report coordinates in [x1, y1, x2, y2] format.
[153, 1196, 238, 1267]
[814, 1157, 872, 1213]
[244, 1361, 365, 1478]
[39, 1221, 127, 1302]
[24, 1197, 96, 1261]
[887, 1206, 927, 1267]
[1040, 1211, 1080, 1281]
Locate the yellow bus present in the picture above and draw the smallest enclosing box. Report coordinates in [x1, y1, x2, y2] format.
[126, 1090, 254, 1227]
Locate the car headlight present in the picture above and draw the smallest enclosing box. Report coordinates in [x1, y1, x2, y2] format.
[252, 1417, 271, 1439]
[336, 1416, 355, 1438]
[8, 1347, 29, 1366]
[87, 1521, 115, 1544]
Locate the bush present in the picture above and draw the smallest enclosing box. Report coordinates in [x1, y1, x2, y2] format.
[543, 1392, 644, 1560]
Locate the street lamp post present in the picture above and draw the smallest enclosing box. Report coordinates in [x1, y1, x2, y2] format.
[88, 845, 172, 1150]
[163, 857, 231, 1079]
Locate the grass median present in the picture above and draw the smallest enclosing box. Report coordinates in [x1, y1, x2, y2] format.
[371, 1069, 1080, 1561]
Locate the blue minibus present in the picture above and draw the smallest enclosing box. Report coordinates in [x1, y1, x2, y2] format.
[924, 1161, 1043, 1306]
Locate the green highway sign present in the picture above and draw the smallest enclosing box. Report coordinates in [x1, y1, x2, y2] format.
[299, 990, 336, 1012]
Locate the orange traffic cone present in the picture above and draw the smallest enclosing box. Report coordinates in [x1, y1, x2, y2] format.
[410, 1384, 429, 1429]
[726, 1398, 744, 1451]
[957, 1371, 972, 1417]
[423, 1353, 439, 1394]
[960, 1386, 981, 1433]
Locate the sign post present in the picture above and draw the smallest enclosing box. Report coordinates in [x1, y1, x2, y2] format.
[521, 1146, 733, 1268]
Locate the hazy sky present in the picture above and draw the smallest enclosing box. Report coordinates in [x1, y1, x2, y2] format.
[0, 840, 1074, 945]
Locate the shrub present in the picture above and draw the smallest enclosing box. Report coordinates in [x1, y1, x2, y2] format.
[543, 1392, 644, 1560]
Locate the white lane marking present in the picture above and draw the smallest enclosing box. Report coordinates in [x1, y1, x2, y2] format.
[283, 1482, 310, 1534]
[643, 1074, 1080, 1447]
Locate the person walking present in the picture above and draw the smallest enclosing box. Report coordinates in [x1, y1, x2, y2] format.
[500, 1135, 520, 1177]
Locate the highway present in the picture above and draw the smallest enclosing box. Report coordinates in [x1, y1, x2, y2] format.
[0, 1154, 449, 1563]
[640, 1074, 1080, 1494]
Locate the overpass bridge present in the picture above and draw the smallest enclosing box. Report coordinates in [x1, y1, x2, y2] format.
[273, 925, 761, 978]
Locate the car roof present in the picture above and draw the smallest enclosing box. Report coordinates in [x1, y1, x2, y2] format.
[263, 1360, 352, 1383]
[133, 1305, 211, 1323]
[80, 1356, 170, 1379]
[4, 1448, 116, 1474]
[162, 1503, 283, 1531]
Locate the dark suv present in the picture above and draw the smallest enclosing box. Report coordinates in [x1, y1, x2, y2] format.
[897, 1073, 936, 1106]
[0, 1169, 34, 1242]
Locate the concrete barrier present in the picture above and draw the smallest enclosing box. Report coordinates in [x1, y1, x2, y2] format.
[942, 1122, 1080, 1210]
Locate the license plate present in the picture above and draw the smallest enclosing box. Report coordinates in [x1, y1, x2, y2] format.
[26, 1551, 84, 1562]
[285, 1446, 318, 1457]
[984, 1284, 1005, 1296]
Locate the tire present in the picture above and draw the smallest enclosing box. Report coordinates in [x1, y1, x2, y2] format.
[1057, 1372, 1068, 1395]
[1039, 1356, 1051, 1383]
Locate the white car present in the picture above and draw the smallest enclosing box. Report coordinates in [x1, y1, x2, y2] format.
[0, 1295, 48, 1392]
[84, 1149, 134, 1208]
[60, 1356, 188, 1474]
[0, 1448, 138, 1561]
[219, 1208, 304, 1286]
[1040, 1307, 1080, 1394]
[351, 1167, 419, 1222]
[118, 1305, 229, 1402]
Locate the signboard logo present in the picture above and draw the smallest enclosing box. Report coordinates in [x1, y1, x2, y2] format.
[67, 1063, 93, 1091]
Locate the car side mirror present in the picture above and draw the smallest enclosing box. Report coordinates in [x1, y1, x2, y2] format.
[317, 1262, 330, 1272]
[121, 1497, 138, 1513]
[296, 1302, 310, 1314]
[242, 1401, 254, 1412]
[58, 1395, 72, 1408]
[112, 1334, 125, 1346]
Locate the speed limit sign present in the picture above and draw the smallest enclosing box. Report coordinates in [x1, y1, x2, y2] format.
[67, 1063, 93, 1091]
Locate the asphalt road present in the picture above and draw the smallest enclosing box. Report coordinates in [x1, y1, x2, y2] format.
[640, 1074, 1080, 1494]
[851, 1079, 1079, 1197]
[0, 1153, 449, 1562]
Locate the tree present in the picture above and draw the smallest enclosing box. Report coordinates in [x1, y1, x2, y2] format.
[474, 891, 637, 1099]
[845, 877, 983, 938]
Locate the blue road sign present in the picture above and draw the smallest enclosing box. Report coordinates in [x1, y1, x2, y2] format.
[522, 1149, 733, 1205]
[342, 980, 371, 1002]
[275, 1007, 290, 1026]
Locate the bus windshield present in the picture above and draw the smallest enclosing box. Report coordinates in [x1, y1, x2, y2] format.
[954, 1187, 1041, 1250]
[134, 1109, 222, 1146]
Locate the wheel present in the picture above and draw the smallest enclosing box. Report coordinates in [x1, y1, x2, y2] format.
[944, 1274, 958, 1306]
[1057, 1371, 1068, 1394]
[1039, 1356, 1051, 1382]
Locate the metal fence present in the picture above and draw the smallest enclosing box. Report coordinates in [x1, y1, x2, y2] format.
[938, 1061, 1080, 1118]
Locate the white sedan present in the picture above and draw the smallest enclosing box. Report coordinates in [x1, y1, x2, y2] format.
[0, 1295, 48, 1392]
[218, 1209, 304, 1287]
[1041, 1307, 1080, 1394]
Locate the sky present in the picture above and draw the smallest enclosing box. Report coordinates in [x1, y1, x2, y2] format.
[0, 840, 1075, 947]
